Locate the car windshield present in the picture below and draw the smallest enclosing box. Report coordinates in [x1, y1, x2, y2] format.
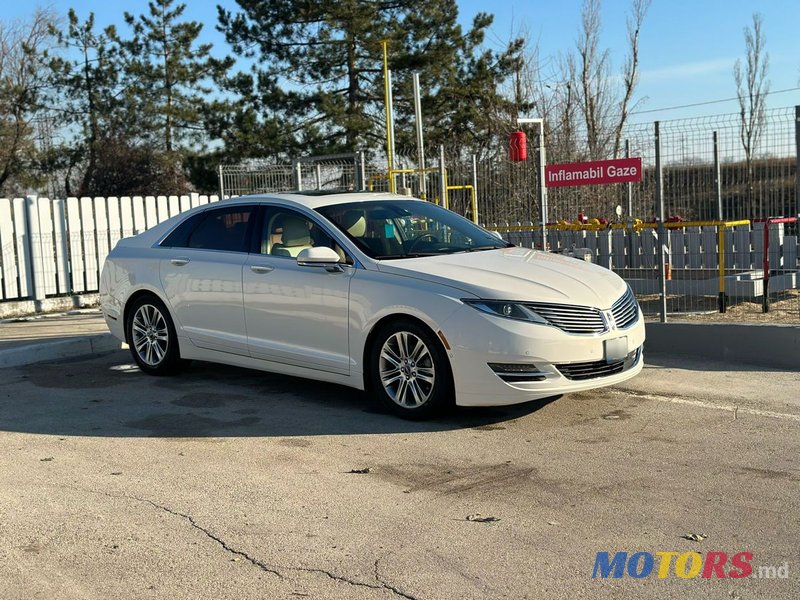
[316, 200, 512, 260]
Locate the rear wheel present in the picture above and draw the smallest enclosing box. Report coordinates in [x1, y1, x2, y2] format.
[126, 295, 183, 375]
[370, 320, 453, 419]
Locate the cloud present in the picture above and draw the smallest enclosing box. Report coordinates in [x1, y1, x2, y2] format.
[640, 58, 734, 83]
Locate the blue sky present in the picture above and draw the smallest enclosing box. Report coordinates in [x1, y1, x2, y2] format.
[5, 1, 799, 123]
[459, 0, 800, 122]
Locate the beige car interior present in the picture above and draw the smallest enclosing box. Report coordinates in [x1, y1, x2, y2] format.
[342, 210, 367, 237]
[341, 209, 403, 256]
[265, 211, 349, 262]
[269, 215, 313, 257]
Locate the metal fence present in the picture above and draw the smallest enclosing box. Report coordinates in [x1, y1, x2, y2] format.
[436, 106, 799, 228]
[215, 106, 799, 227]
[219, 153, 378, 197]
[499, 219, 800, 324]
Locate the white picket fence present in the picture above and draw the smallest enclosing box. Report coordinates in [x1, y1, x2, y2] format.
[0, 193, 220, 302]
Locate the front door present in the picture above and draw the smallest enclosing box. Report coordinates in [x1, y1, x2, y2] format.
[243, 207, 353, 374]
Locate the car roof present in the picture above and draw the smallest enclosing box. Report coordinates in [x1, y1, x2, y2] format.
[219, 191, 423, 210]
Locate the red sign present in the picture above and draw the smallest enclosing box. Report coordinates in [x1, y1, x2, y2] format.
[545, 157, 642, 188]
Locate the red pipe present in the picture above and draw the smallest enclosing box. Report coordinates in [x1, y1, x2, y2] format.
[762, 223, 769, 313]
[753, 217, 798, 312]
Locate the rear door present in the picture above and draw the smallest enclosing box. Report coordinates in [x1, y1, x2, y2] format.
[159, 204, 256, 355]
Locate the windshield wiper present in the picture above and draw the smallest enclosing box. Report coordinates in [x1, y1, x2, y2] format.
[375, 252, 443, 259]
[458, 245, 506, 253]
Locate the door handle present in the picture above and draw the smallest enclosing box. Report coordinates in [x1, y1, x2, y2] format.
[170, 257, 190, 266]
[250, 265, 274, 274]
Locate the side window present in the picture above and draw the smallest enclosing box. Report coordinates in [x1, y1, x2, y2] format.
[185, 205, 255, 252]
[160, 212, 206, 248]
[322, 206, 404, 257]
[260, 208, 351, 263]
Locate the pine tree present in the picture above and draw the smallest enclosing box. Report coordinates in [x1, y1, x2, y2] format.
[48, 10, 124, 195]
[217, 1, 521, 157]
[110, 0, 231, 152]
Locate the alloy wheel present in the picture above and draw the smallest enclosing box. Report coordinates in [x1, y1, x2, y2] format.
[131, 303, 169, 366]
[379, 331, 436, 407]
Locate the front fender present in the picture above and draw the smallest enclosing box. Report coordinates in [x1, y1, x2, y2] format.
[348, 269, 471, 376]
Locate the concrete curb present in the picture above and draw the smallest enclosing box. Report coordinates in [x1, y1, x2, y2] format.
[645, 322, 800, 370]
[0, 334, 123, 369]
[0, 295, 100, 320]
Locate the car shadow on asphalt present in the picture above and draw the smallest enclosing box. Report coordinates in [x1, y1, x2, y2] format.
[0, 351, 559, 438]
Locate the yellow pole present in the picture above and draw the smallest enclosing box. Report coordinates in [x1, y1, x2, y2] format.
[382, 40, 395, 192]
[442, 169, 449, 210]
[718, 226, 726, 313]
[470, 185, 478, 224]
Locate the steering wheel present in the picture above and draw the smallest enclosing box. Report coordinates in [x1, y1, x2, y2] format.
[406, 232, 439, 253]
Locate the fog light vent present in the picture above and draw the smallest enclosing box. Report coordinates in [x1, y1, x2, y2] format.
[488, 363, 547, 383]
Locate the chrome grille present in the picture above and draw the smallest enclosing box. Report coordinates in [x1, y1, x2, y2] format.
[556, 348, 641, 381]
[524, 301, 606, 334]
[611, 287, 639, 329]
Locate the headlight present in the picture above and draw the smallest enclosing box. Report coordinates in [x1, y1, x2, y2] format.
[462, 299, 548, 324]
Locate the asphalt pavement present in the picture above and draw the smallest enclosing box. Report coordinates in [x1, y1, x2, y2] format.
[0, 347, 797, 599]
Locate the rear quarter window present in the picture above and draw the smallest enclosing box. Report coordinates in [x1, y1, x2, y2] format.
[160, 206, 256, 252]
[159, 212, 206, 248]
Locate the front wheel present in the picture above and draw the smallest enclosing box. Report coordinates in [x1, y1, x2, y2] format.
[126, 295, 183, 375]
[370, 320, 453, 419]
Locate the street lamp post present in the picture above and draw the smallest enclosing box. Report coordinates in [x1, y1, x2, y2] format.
[517, 118, 547, 251]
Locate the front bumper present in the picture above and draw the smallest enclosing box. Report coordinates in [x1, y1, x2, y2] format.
[441, 304, 646, 407]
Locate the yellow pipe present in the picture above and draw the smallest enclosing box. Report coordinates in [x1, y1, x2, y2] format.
[390, 167, 439, 175]
[443, 185, 478, 224]
[484, 219, 754, 233]
[382, 40, 394, 193]
[441, 166, 449, 210]
[632, 219, 751, 230]
[368, 168, 440, 193]
[487, 220, 753, 233]
[470, 186, 478, 224]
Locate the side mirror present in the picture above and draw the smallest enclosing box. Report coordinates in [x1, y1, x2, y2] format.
[490, 230, 504, 240]
[296, 246, 342, 267]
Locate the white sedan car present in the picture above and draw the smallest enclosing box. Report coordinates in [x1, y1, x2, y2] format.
[100, 192, 645, 419]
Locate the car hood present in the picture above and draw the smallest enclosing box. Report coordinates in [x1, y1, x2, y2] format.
[376, 247, 628, 308]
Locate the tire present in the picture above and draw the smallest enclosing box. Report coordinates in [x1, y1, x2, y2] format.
[126, 295, 183, 375]
[369, 319, 454, 420]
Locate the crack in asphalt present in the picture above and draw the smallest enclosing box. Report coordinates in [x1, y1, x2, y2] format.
[62, 485, 420, 599]
[135, 496, 283, 579]
[375, 558, 419, 600]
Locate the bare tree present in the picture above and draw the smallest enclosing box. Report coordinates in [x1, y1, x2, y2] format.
[574, 0, 650, 160]
[576, 0, 610, 160]
[0, 10, 55, 195]
[613, 0, 650, 157]
[734, 13, 769, 217]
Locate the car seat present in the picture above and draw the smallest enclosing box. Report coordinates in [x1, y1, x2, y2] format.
[271, 216, 313, 257]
